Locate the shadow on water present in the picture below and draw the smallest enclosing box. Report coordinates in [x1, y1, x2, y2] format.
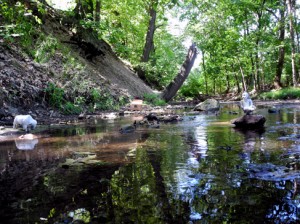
[1, 103, 300, 223]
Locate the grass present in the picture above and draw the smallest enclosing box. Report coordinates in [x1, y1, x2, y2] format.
[258, 88, 300, 100]
[143, 93, 167, 106]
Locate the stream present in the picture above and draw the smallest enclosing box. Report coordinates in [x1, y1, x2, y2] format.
[1, 102, 300, 223]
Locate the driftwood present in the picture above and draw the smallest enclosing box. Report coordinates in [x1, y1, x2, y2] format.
[231, 114, 266, 129]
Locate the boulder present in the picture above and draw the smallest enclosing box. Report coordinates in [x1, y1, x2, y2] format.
[231, 114, 266, 129]
[193, 99, 220, 112]
[119, 124, 136, 133]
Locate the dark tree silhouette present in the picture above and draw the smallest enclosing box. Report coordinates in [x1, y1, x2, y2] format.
[162, 43, 197, 102]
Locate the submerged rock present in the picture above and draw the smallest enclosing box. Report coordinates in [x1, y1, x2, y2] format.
[119, 124, 136, 133]
[159, 114, 183, 122]
[268, 107, 280, 113]
[247, 163, 300, 181]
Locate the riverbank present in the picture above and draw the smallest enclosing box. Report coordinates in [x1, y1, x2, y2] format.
[1, 98, 300, 138]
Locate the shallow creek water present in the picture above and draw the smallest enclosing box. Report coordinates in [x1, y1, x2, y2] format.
[1, 103, 300, 223]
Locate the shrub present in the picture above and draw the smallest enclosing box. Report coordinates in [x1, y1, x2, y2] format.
[90, 88, 117, 111]
[62, 101, 82, 115]
[34, 35, 58, 63]
[143, 93, 167, 106]
[45, 83, 64, 108]
[0, 2, 42, 50]
[259, 88, 300, 100]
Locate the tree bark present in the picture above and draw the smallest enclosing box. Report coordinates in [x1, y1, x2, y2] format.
[201, 50, 208, 95]
[232, 64, 241, 93]
[74, 0, 84, 20]
[238, 58, 247, 92]
[137, 6, 157, 81]
[74, 0, 93, 20]
[287, 0, 297, 87]
[294, 1, 300, 82]
[162, 43, 197, 102]
[226, 74, 230, 93]
[94, 0, 101, 22]
[141, 7, 156, 63]
[274, 0, 286, 89]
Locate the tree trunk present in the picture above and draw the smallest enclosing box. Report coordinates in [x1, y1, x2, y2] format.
[294, 1, 300, 82]
[231, 65, 241, 93]
[238, 58, 247, 91]
[74, 0, 84, 20]
[226, 74, 230, 93]
[254, 40, 260, 90]
[213, 79, 216, 95]
[94, 0, 101, 22]
[74, 0, 93, 20]
[141, 8, 156, 62]
[162, 43, 197, 102]
[274, 0, 286, 89]
[253, 1, 267, 91]
[287, 0, 297, 87]
[202, 51, 208, 95]
[137, 6, 157, 81]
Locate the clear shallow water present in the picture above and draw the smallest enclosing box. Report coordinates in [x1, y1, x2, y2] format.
[1, 103, 300, 223]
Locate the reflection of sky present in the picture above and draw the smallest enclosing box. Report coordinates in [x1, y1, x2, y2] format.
[168, 115, 210, 220]
[194, 125, 208, 157]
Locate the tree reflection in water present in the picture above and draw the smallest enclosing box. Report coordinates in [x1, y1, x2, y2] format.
[1, 105, 300, 223]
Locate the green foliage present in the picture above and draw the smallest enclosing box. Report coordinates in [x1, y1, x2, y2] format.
[143, 93, 167, 106]
[259, 88, 300, 100]
[34, 35, 58, 63]
[45, 83, 83, 114]
[74, 96, 86, 106]
[90, 88, 117, 111]
[137, 33, 186, 89]
[100, 0, 185, 90]
[179, 71, 202, 98]
[101, 0, 147, 61]
[0, 2, 41, 49]
[90, 89, 101, 103]
[62, 101, 82, 115]
[117, 95, 129, 107]
[44, 84, 128, 113]
[80, 13, 99, 30]
[45, 82, 65, 108]
[181, 0, 294, 95]
[151, 30, 187, 86]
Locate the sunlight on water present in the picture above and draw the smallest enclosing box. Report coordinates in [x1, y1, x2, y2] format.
[1, 103, 300, 223]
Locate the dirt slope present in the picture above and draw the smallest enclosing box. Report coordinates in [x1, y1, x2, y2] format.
[0, 8, 153, 119]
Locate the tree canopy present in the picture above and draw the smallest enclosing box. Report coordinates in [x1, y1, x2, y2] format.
[2, 0, 300, 100]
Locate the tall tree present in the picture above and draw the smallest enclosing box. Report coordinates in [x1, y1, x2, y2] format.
[162, 43, 197, 102]
[273, 0, 286, 89]
[141, 2, 157, 63]
[138, 1, 158, 81]
[287, 0, 297, 87]
[94, 0, 101, 22]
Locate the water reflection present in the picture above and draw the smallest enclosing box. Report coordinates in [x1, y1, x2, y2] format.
[234, 128, 265, 165]
[15, 135, 39, 150]
[1, 104, 300, 223]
